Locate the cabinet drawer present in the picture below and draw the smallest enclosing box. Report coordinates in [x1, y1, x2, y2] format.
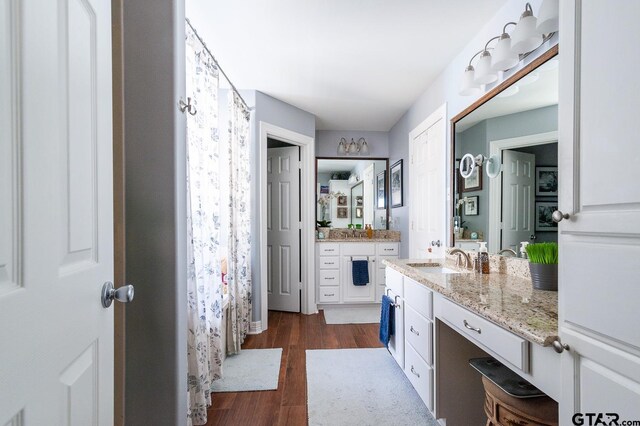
[377, 255, 398, 269]
[404, 277, 433, 320]
[436, 297, 530, 372]
[404, 342, 434, 411]
[341, 243, 376, 256]
[385, 267, 403, 297]
[318, 256, 339, 269]
[405, 305, 433, 365]
[318, 287, 339, 303]
[377, 243, 398, 256]
[318, 243, 340, 255]
[319, 269, 340, 285]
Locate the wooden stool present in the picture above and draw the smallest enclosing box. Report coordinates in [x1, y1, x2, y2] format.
[482, 376, 558, 426]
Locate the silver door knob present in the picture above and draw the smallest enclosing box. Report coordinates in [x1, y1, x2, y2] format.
[552, 338, 570, 353]
[552, 210, 570, 223]
[431, 240, 441, 247]
[101, 281, 135, 308]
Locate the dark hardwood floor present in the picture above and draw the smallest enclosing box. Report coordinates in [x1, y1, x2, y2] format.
[205, 310, 383, 425]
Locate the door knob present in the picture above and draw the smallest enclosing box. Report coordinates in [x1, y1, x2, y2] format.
[552, 338, 570, 353]
[431, 240, 441, 247]
[101, 281, 135, 308]
[552, 210, 570, 223]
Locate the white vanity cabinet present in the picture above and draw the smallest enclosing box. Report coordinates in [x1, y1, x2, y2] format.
[316, 241, 399, 305]
[384, 267, 436, 412]
[403, 277, 435, 412]
[385, 267, 404, 369]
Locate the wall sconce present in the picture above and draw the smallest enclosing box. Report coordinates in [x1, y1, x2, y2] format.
[337, 137, 369, 156]
[459, 1, 558, 96]
[460, 153, 502, 179]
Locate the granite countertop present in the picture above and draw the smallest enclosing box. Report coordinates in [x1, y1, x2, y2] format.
[316, 237, 401, 243]
[382, 258, 558, 347]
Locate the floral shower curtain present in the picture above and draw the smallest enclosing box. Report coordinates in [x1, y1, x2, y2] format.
[226, 92, 252, 354]
[185, 26, 224, 425]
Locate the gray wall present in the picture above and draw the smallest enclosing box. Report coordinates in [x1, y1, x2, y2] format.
[455, 105, 558, 240]
[251, 91, 316, 321]
[122, 0, 187, 424]
[316, 130, 389, 158]
[387, 0, 555, 258]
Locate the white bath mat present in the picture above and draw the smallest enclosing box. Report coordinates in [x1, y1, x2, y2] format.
[210, 348, 282, 392]
[323, 305, 381, 324]
[306, 348, 437, 426]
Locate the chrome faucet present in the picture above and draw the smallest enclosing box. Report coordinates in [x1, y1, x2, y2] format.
[498, 248, 518, 257]
[448, 248, 473, 269]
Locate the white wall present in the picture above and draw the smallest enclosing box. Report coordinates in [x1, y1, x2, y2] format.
[388, 0, 557, 257]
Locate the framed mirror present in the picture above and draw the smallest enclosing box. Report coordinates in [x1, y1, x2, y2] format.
[316, 158, 389, 229]
[450, 45, 558, 255]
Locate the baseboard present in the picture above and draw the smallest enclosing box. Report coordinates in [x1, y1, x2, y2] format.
[248, 321, 262, 335]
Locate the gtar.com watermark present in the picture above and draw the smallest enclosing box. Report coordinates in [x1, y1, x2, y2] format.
[572, 413, 640, 426]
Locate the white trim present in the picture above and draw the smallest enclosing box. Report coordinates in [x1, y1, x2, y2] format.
[248, 321, 262, 335]
[487, 130, 559, 253]
[408, 102, 447, 258]
[259, 122, 317, 332]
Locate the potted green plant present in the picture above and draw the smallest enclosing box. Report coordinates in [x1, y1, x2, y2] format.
[316, 220, 332, 239]
[525, 242, 558, 291]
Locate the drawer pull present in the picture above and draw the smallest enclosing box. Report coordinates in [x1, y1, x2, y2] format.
[325, 293, 335, 296]
[410, 365, 420, 378]
[325, 249, 335, 252]
[463, 319, 481, 334]
[410, 326, 420, 336]
[325, 262, 334, 265]
[325, 277, 335, 280]
[384, 248, 394, 251]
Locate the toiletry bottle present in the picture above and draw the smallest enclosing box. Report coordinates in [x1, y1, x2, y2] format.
[366, 224, 373, 239]
[478, 242, 490, 274]
[520, 241, 529, 259]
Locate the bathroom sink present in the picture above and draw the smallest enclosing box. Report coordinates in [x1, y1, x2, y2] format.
[406, 263, 462, 274]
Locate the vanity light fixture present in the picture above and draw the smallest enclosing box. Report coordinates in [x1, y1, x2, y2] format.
[459, 1, 558, 96]
[337, 137, 369, 156]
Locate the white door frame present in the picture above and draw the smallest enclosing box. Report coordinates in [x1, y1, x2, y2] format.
[408, 102, 447, 258]
[259, 122, 316, 331]
[487, 130, 558, 253]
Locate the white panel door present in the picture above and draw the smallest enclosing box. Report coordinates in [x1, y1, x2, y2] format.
[501, 150, 535, 251]
[363, 164, 375, 227]
[267, 146, 301, 312]
[409, 104, 447, 259]
[0, 0, 114, 424]
[559, 0, 640, 421]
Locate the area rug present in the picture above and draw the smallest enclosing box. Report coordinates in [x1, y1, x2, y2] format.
[322, 305, 381, 324]
[306, 348, 438, 425]
[210, 348, 282, 392]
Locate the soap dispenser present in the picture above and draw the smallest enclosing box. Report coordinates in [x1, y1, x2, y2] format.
[478, 242, 490, 274]
[520, 241, 529, 259]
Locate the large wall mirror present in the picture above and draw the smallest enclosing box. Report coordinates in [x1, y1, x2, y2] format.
[451, 46, 558, 255]
[316, 158, 389, 229]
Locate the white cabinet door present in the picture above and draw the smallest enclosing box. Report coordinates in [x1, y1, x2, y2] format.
[341, 256, 375, 303]
[386, 287, 405, 369]
[558, 0, 640, 421]
[0, 0, 115, 423]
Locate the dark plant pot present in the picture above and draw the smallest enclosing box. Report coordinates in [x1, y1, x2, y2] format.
[528, 263, 558, 291]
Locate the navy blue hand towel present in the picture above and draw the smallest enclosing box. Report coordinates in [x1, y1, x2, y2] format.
[351, 260, 369, 286]
[379, 295, 395, 346]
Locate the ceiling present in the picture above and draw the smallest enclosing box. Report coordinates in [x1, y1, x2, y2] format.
[186, 0, 507, 131]
[455, 58, 559, 132]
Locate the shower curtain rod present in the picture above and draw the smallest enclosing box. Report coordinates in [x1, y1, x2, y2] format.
[185, 18, 253, 113]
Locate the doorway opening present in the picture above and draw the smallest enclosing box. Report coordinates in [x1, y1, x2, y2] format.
[259, 122, 315, 332]
[267, 138, 302, 313]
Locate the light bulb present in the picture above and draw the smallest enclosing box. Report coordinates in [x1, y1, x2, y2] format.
[537, 0, 559, 34]
[511, 8, 543, 54]
[491, 33, 519, 71]
[473, 51, 498, 85]
[459, 65, 480, 96]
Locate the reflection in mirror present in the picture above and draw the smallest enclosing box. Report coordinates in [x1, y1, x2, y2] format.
[316, 158, 388, 229]
[452, 51, 558, 255]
